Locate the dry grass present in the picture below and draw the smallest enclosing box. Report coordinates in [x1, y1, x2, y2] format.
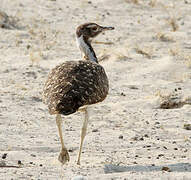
[168, 16, 179, 32]
[156, 32, 175, 42]
[28, 27, 59, 51]
[149, 0, 157, 7]
[159, 2, 179, 32]
[125, 0, 158, 7]
[94, 41, 114, 45]
[98, 54, 110, 62]
[169, 46, 180, 57]
[98, 46, 129, 62]
[114, 52, 129, 61]
[169, 46, 191, 68]
[156, 89, 191, 109]
[26, 24, 61, 65]
[114, 44, 130, 61]
[124, 0, 139, 4]
[134, 44, 153, 59]
[155, 89, 184, 109]
[184, 55, 191, 68]
[0, 10, 20, 29]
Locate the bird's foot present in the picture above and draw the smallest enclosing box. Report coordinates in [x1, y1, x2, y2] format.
[77, 160, 81, 165]
[58, 148, 70, 164]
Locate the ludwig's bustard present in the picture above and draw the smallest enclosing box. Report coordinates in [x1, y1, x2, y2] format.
[43, 23, 114, 165]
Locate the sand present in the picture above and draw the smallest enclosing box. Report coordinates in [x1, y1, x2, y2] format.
[0, 0, 191, 179]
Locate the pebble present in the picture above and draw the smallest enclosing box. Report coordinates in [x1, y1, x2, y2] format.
[184, 124, 191, 130]
[120, 92, 126, 96]
[92, 129, 98, 132]
[2, 153, 7, 159]
[68, 148, 74, 152]
[119, 135, 123, 139]
[162, 166, 171, 172]
[18, 160, 22, 165]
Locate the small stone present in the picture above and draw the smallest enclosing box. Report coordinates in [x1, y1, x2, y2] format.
[26, 44, 31, 49]
[128, 85, 138, 89]
[183, 124, 191, 130]
[2, 153, 7, 159]
[68, 148, 74, 153]
[132, 136, 138, 141]
[120, 92, 126, 96]
[158, 154, 164, 157]
[92, 129, 98, 132]
[143, 145, 151, 148]
[162, 166, 171, 172]
[119, 135, 123, 139]
[18, 160, 22, 165]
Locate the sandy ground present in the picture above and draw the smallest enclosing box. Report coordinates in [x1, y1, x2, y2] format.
[0, 0, 191, 179]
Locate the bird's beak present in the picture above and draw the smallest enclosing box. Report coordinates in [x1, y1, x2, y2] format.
[100, 26, 115, 31]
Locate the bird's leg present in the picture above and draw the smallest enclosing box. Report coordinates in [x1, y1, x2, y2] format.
[77, 107, 89, 165]
[56, 114, 70, 164]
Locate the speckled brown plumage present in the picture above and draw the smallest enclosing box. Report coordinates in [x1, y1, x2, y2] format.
[42, 22, 114, 165]
[43, 60, 109, 115]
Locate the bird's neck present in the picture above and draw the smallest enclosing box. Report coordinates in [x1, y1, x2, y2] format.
[76, 35, 98, 63]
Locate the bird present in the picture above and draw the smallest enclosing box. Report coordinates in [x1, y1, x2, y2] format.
[42, 22, 114, 165]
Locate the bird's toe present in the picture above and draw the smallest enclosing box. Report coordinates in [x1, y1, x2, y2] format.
[58, 148, 70, 164]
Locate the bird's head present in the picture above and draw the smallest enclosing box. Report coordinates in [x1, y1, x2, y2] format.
[76, 22, 114, 40]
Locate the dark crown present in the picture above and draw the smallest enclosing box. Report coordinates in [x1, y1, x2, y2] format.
[76, 22, 114, 39]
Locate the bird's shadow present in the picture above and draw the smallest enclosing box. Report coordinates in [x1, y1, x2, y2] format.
[104, 163, 191, 174]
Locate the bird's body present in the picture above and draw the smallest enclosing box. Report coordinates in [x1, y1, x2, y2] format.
[42, 22, 114, 165]
[43, 60, 109, 115]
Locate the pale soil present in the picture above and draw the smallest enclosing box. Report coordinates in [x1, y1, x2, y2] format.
[0, 0, 191, 179]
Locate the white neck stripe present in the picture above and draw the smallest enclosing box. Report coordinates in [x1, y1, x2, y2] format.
[76, 35, 98, 62]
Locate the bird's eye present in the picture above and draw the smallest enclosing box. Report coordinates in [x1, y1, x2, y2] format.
[92, 27, 97, 31]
